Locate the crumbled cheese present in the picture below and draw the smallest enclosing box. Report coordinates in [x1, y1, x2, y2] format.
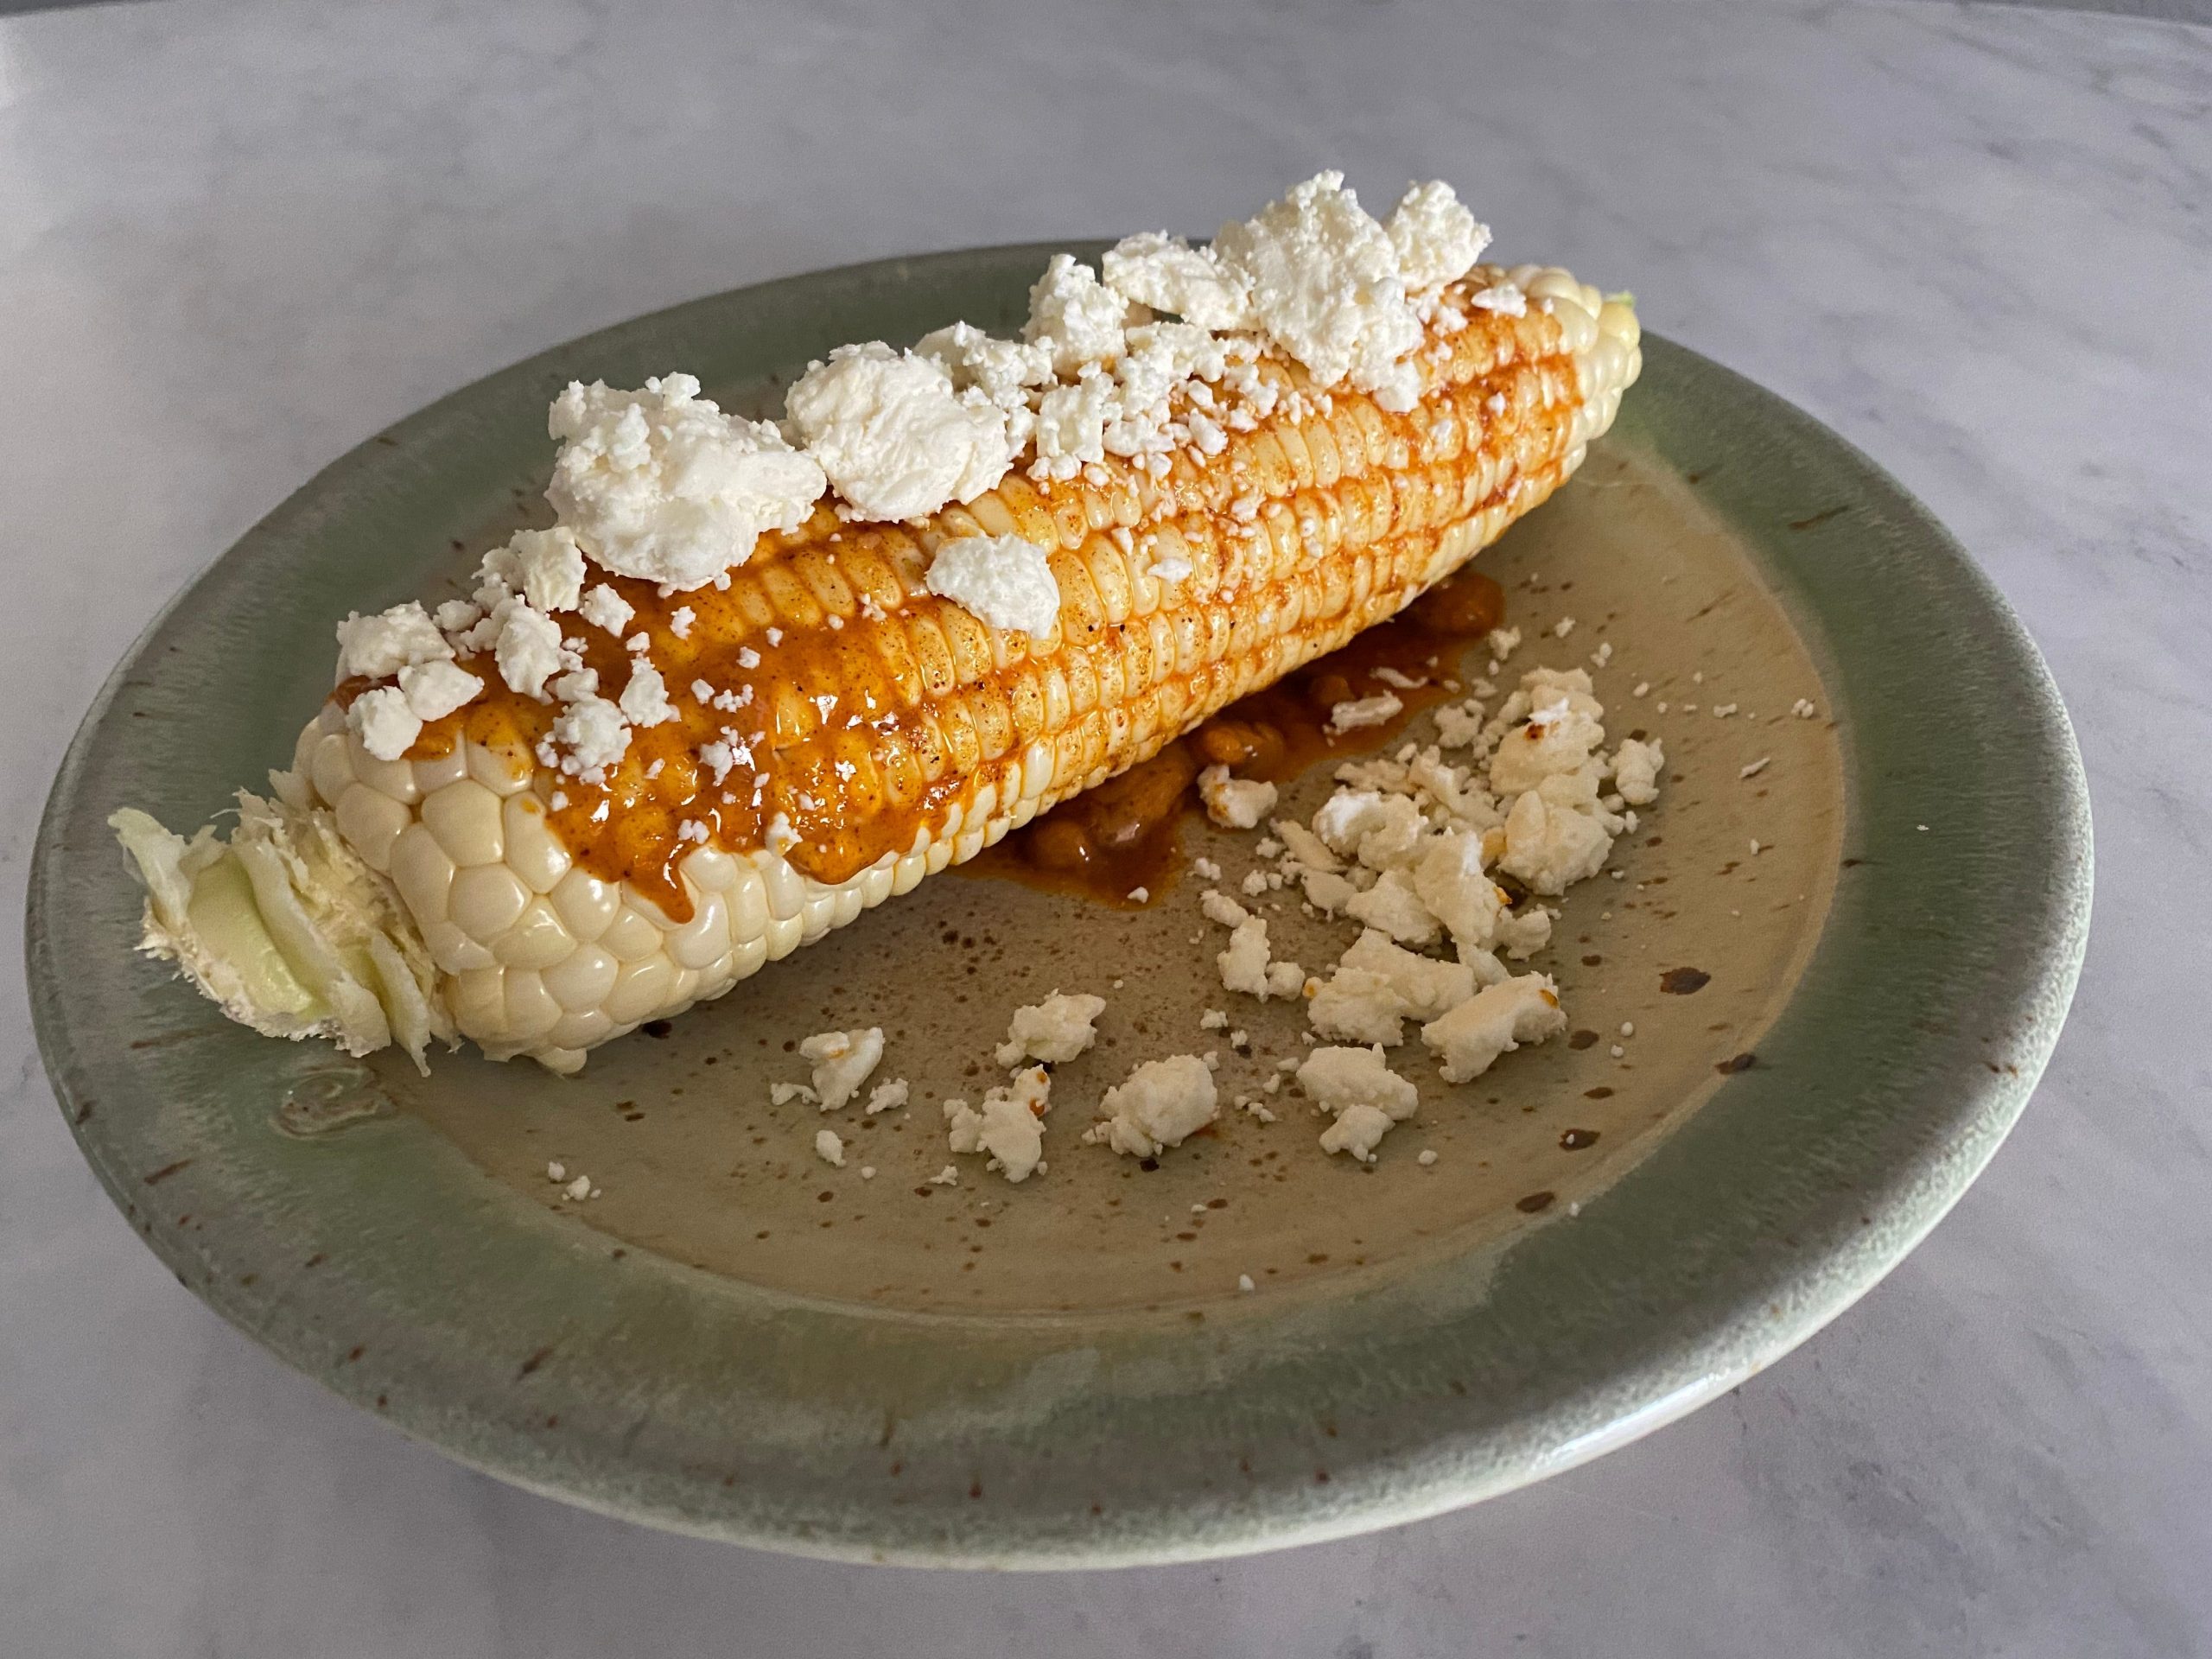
[618, 660, 677, 728]
[1217, 915, 1306, 1001]
[549, 696, 631, 779]
[914, 321, 1054, 424]
[1307, 929, 1477, 1046]
[1611, 737, 1665, 805]
[480, 526, 587, 614]
[995, 990, 1107, 1067]
[930, 1166, 959, 1187]
[944, 1065, 1052, 1183]
[1273, 819, 1344, 874]
[1198, 765, 1278, 830]
[1089, 1054, 1220, 1158]
[865, 1077, 909, 1116]
[1499, 785, 1614, 895]
[1302, 1044, 1421, 1164]
[1200, 889, 1252, 930]
[1023, 253, 1142, 376]
[1421, 973, 1566, 1082]
[786, 343, 1013, 522]
[1327, 693, 1403, 734]
[576, 583, 634, 637]
[563, 1174, 593, 1201]
[1102, 232, 1253, 330]
[434, 599, 482, 635]
[1027, 373, 1115, 483]
[814, 1128, 846, 1167]
[1793, 697, 1819, 719]
[1212, 171, 1425, 411]
[1192, 856, 1223, 882]
[798, 1027, 885, 1111]
[1384, 180, 1489, 293]
[547, 373, 825, 588]
[1469, 282, 1527, 318]
[1740, 756, 1770, 780]
[924, 534, 1061, 636]
[398, 659, 484, 723]
[1343, 867, 1440, 946]
[1238, 1273, 1257, 1293]
[668, 606, 694, 639]
[493, 601, 566, 698]
[1313, 789, 1425, 869]
[346, 686, 421, 761]
[1200, 1008, 1229, 1031]
[1404, 828, 1503, 950]
[335, 602, 451, 681]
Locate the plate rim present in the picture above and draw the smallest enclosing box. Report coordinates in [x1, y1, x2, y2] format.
[28, 245, 2092, 1567]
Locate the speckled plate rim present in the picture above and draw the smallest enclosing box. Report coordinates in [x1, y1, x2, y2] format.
[28, 245, 2092, 1568]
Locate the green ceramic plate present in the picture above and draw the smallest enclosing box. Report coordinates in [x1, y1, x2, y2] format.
[28, 246, 2090, 1567]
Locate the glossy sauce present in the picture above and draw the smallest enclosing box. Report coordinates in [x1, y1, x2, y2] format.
[964, 569, 1507, 906]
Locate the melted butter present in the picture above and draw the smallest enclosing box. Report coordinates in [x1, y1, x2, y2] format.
[964, 569, 1506, 907]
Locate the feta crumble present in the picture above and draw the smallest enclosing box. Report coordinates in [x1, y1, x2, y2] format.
[548, 695, 631, 779]
[547, 373, 825, 588]
[996, 990, 1107, 1067]
[1198, 766, 1278, 830]
[1303, 1044, 1421, 1163]
[798, 1027, 885, 1111]
[1102, 232, 1254, 330]
[346, 686, 421, 762]
[1213, 171, 1426, 411]
[814, 1128, 846, 1168]
[924, 534, 1061, 636]
[944, 1065, 1052, 1183]
[1089, 1054, 1220, 1159]
[1217, 915, 1306, 1001]
[1024, 253, 1143, 377]
[576, 583, 634, 636]
[1421, 974, 1567, 1083]
[618, 660, 677, 728]
[786, 344, 1013, 522]
[1326, 693, 1403, 734]
[335, 602, 452, 682]
[398, 659, 483, 723]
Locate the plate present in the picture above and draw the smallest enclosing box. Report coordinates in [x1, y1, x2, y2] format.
[28, 245, 2091, 1567]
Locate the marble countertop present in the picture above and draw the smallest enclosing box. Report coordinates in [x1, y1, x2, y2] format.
[3, 2, 2207, 1653]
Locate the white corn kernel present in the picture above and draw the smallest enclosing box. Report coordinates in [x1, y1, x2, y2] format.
[606, 956, 677, 1024]
[421, 779, 505, 867]
[550, 867, 620, 943]
[494, 899, 575, 970]
[388, 822, 455, 924]
[334, 783, 410, 874]
[449, 863, 531, 941]
[598, 907, 663, 963]
[542, 943, 620, 1012]
[467, 741, 531, 797]
[502, 793, 571, 893]
[502, 969, 563, 1039]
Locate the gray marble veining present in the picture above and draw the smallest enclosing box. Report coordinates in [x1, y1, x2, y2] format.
[2, 1, 2207, 1654]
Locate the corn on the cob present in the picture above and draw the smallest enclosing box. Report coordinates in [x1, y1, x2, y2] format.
[118, 264, 1639, 1074]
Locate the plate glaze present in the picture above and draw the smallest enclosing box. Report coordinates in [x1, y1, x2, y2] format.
[28, 246, 2090, 1566]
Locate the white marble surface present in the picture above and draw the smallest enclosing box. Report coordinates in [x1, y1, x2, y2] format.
[3, 1, 2207, 1652]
